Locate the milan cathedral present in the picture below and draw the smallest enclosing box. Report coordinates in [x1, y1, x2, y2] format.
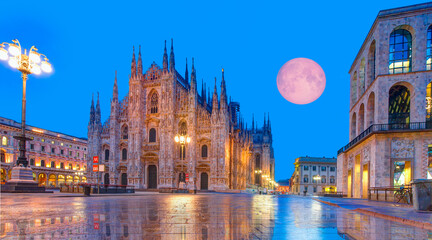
[87, 40, 275, 190]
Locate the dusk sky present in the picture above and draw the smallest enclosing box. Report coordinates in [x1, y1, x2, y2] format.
[1, 0, 428, 181]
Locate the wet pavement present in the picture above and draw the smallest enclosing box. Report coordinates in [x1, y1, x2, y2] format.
[1, 193, 431, 239]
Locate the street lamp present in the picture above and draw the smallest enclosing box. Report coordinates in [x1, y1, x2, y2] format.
[0, 39, 52, 193]
[174, 134, 191, 187]
[0, 39, 52, 167]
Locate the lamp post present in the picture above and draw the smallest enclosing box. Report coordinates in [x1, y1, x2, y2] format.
[174, 134, 190, 188]
[0, 39, 52, 193]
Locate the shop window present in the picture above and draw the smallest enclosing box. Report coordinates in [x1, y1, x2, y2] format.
[427, 145, 432, 179]
[393, 160, 411, 187]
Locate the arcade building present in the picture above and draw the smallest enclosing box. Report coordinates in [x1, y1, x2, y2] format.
[337, 3, 432, 199]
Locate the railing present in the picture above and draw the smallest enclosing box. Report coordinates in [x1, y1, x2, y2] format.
[368, 185, 412, 204]
[338, 122, 432, 155]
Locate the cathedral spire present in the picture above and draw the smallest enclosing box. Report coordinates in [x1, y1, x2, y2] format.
[220, 68, 228, 110]
[162, 40, 168, 72]
[212, 77, 219, 112]
[252, 114, 255, 133]
[95, 92, 101, 125]
[185, 58, 189, 84]
[190, 58, 197, 91]
[89, 93, 95, 125]
[263, 113, 266, 129]
[113, 71, 118, 102]
[131, 46, 136, 76]
[169, 38, 175, 73]
[137, 45, 143, 75]
[268, 112, 271, 131]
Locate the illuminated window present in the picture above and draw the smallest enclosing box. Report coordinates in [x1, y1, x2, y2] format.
[51, 141, 54, 144]
[61, 143, 64, 146]
[201, 145, 208, 158]
[427, 82, 432, 125]
[428, 26, 432, 70]
[76, 165, 80, 170]
[41, 139, 45, 142]
[69, 163, 72, 169]
[149, 128, 156, 142]
[1, 136, 7, 146]
[389, 29, 412, 74]
[393, 160, 411, 186]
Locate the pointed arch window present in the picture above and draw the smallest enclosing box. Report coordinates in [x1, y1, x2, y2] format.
[122, 126, 128, 140]
[389, 29, 412, 74]
[105, 149, 109, 161]
[201, 145, 208, 158]
[179, 122, 187, 135]
[122, 148, 127, 161]
[149, 128, 156, 142]
[150, 92, 158, 113]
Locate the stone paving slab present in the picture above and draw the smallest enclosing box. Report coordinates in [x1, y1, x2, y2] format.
[314, 197, 432, 230]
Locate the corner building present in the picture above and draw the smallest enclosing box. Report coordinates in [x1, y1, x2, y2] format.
[87, 41, 275, 190]
[337, 3, 432, 199]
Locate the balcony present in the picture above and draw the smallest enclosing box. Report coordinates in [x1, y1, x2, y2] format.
[337, 122, 432, 155]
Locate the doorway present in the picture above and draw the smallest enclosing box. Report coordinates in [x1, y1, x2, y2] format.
[347, 170, 352, 198]
[362, 163, 369, 199]
[121, 173, 127, 186]
[148, 165, 157, 189]
[201, 172, 208, 190]
[104, 173, 110, 185]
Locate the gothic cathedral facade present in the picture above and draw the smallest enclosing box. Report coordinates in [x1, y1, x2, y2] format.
[87, 40, 275, 190]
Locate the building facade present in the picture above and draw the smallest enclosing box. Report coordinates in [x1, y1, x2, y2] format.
[290, 157, 337, 195]
[0, 116, 88, 187]
[87, 41, 275, 191]
[337, 3, 432, 199]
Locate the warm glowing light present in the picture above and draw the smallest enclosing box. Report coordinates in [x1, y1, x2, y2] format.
[186, 137, 191, 143]
[0, 48, 8, 60]
[174, 136, 179, 142]
[32, 128, 44, 133]
[180, 136, 185, 142]
[8, 58, 18, 68]
[41, 61, 52, 73]
[8, 45, 20, 56]
[35, 163, 40, 166]
[31, 65, 41, 75]
[29, 52, 41, 63]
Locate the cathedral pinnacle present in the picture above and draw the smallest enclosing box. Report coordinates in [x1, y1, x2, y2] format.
[95, 92, 101, 125]
[131, 46, 136, 76]
[169, 38, 175, 73]
[163, 40, 168, 72]
[113, 71, 118, 102]
[137, 45, 143, 75]
[185, 58, 189, 83]
[89, 93, 95, 125]
[191, 58, 197, 90]
[212, 77, 219, 112]
[220, 68, 227, 109]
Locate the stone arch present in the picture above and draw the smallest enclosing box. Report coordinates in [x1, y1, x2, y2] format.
[367, 92, 375, 127]
[178, 120, 187, 135]
[200, 172, 209, 190]
[351, 71, 358, 105]
[38, 173, 47, 186]
[358, 103, 365, 133]
[389, 82, 413, 124]
[351, 112, 357, 139]
[359, 59, 366, 96]
[367, 40, 376, 87]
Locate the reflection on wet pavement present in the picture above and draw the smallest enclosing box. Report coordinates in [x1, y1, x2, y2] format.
[1, 194, 431, 239]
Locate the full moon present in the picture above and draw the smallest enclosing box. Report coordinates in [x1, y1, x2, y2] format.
[277, 58, 326, 105]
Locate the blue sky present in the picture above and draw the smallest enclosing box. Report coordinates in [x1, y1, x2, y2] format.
[1, 1, 428, 181]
